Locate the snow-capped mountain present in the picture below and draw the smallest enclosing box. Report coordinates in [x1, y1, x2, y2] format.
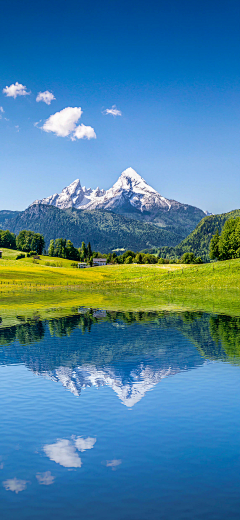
[32, 178, 106, 210]
[31, 167, 206, 223]
[36, 363, 179, 407]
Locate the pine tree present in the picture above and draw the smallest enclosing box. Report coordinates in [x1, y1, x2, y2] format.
[87, 242, 92, 259]
[48, 239, 55, 257]
[209, 229, 220, 260]
[81, 241, 87, 260]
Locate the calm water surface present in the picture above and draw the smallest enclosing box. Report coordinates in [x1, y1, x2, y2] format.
[1, 309, 240, 519]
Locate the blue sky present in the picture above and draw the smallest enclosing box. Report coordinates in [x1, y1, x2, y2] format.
[1, 0, 240, 213]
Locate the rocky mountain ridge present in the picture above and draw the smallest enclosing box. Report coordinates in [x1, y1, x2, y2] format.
[31, 167, 207, 232]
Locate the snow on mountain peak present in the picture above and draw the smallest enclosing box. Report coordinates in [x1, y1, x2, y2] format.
[30, 167, 175, 213]
[120, 167, 144, 181]
[112, 167, 158, 195]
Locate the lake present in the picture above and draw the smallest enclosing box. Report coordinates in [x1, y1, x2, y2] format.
[1, 308, 240, 519]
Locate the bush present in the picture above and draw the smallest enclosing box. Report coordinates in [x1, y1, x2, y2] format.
[158, 258, 170, 264]
[71, 262, 78, 268]
[181, 252, 203, 264]
[125, 255, 133, 264]
[16, 253, 25, 260]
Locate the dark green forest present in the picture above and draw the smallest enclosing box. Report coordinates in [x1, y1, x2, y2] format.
[3, 204, 185, 252]
[148, 209, 240, 261]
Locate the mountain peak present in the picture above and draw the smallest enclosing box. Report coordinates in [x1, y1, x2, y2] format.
[120, 167, 143, 181]
[68, 178, 81, 188]
[112, 167, 158, 196]
[29, 168, 206, 231]
[63, 178, 81, 195]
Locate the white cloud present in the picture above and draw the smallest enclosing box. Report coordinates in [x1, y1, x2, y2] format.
[3, 478, 28, 494]
[41, 107, 96, 140]
[71, 124, 96, 141]
[0, 107, 4, 113]
[105, 459, 122, 470]
[43, 439, 82, 468]
[36, 91, 55, 105]
[74, 436, 96, 452]
[15, 125, 19, 132]
[103, 105, 122, 116]
[3, 82, 30, 99]
[36, 471, 55, 485]
[43, 436, 97, 467]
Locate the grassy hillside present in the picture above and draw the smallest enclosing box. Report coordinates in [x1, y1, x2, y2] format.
[153, 209, 240, 261]
[3, 203, 185, 252]
[1, 248, 240, 324]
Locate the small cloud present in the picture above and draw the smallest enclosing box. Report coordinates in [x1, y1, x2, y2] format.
[105, 459, 122, 470]
[0, 107, 4, 119]
[4, 118, 9, 121]
[36, 471, 55, 485]
[74, 436, 96, 452]
[103, 105, 122, 117]
[41, 107, 96, 140]
[3, 82, 30, 99]
[42, 106, 82, 137]
[36, 91, 55, 105]
[71, 124, 96, 141]
[3, 478, 28, 494]
[0, 463, 3, 470]
[15, 125, 19, 132]
[43, 436, 97, 467]
[43, 439, 82, 468]
[34, 120, 41, 127]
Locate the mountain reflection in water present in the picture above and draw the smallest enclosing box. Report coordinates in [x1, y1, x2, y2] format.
[2, 309, 240, 520]
[1, 309, 239, 406]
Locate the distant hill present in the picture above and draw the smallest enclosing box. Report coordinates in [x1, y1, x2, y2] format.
[153, 209, 240, 261]
[3, 203, 185, 253]
[0, 210, 21, 226]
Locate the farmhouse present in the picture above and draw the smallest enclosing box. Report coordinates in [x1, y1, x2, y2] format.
[93, 258, 107, 266]
[77, 258, 107, 268]
[78, 262, 88, 268]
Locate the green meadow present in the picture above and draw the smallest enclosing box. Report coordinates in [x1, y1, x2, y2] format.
[0, 247, 240, 326]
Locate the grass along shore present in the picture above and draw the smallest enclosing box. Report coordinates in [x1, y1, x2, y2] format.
[0, 248, 240, 324]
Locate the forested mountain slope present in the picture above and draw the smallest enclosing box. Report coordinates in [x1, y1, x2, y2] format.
[4, 203, 184, 252]
[155, 209, 240, 261]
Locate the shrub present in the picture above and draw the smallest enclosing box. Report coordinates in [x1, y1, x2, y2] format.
[181, 252, 203, 264]
[45, 261, 56, 267]
[16, 253, 25, 260]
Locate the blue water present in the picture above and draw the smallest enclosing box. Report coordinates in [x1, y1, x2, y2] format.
[1, 310, 240, 519]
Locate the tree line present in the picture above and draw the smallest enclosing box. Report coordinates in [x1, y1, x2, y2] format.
[48, 239, 95, 262]
[210, 217, 240, 260]
[0, 228, 205, 264]
[0, 229, 45, 254]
